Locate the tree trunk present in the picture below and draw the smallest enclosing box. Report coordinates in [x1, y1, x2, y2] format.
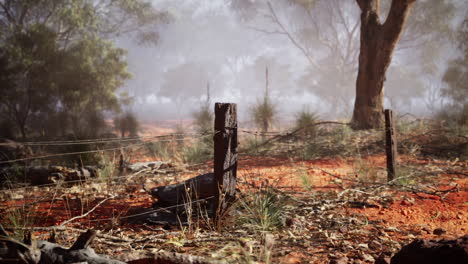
[352, 0, 416, 129]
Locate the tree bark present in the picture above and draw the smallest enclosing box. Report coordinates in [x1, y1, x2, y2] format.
[352, 0, 416, 129]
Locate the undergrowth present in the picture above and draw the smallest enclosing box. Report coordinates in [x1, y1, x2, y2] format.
[236, 188, 286, 232]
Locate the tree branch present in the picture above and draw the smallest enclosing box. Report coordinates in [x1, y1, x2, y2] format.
[59, 196, 114, 226]
[382, 0, 417, 42]
[266, 1, 322, 71]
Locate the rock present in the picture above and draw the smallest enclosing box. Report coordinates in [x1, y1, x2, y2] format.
[375, 254, 391, 264]
[329, 256, 348, 264]
[338, 226, 348, 233]
[360, 253, 374, 263]
[369, 240, 382, 251]
[432, 228, 446, 236]
[400, 199, 412, 206]
[391, 235, 468, 264]
[421, 226, 431, 234]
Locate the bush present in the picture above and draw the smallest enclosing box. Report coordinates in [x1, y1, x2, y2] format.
[182, 140, 212, 164]
[114, 112, 139, 137]
[193, 105, 213, 135]
[301, 125, 353, 159]
[250, 89, 276, 134]
[236, 188, 286, 232]
[294, 108, 319, 138]
[147, 141, 174, 160]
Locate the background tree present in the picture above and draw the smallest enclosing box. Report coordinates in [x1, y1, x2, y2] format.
[441, 17, 468, 125]
[0, 0, 167, 139]
[351, 0, 416, 129]
[231, 0, 455, 121]
[114, 111, 139, 137]
[192, 83, 213, 135]
[251, 67, 276, 135]
[0, 25, 60, 138]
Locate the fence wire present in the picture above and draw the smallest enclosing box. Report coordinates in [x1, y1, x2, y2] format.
[0, 133, 211, 164]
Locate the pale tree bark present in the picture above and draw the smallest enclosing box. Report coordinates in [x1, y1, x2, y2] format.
[351, 0, 416, 129]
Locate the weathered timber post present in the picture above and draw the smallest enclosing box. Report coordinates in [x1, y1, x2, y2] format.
[385, 109, 397, 181]
[213, 103, 238, 219]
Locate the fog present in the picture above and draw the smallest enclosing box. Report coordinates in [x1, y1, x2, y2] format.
[116, 0, 467, 124]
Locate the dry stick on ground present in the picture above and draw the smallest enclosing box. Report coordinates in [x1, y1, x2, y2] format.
[59, 195, 115, 226]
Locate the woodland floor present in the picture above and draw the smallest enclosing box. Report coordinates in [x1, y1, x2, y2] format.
[0, 121, 467, 264]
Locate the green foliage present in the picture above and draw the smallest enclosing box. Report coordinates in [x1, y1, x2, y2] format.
[294, 108, 319, 137]
[6, 207, 36, 240]
[147, 141, 174, 160]
[251, 93, 276, 133]
[99, 154, 116, 181]
[193, 105, 213, 135]
[301, 125, 353, 159]
[182, 140, 212, 164]
[296, 165, 312, 191]
[440, 18, 468, 126]
[192, 84, 214, 162]
[0, 0, 165, 139]
[237, 189, 286, 232]
[239, 136, 265, 154]
[62, 143, 104, 166]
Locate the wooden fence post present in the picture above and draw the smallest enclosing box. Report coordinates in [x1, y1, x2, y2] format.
[385, 109, 397, 181]
[213, 103, 238, 219]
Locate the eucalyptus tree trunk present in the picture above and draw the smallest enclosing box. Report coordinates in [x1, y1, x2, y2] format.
[351, 0, 416, 129]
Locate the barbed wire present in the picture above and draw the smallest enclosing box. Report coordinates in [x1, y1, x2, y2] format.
[0, 133, 201, 146]
[0, 133, 211, 165]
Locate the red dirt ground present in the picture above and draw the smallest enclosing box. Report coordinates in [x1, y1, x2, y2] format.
[0, 127, 466, 263]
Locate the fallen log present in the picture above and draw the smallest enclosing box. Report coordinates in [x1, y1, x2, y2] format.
[391, 235, 468, 264]
[0, 225, 125, 264]
[149, 173, 216, 208]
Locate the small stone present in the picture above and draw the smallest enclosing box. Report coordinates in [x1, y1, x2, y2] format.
[433, 228, 446, 236]
[369, 240, 382, 250]
[329, 256, 348, 264]
[358, 243, 369, 250]
[375, 254, 391, 264]
[421, 226, 431, 234]
[361, 253, 375, 263]
[400, 199, 412, 206]
[339, 226, 348, 233]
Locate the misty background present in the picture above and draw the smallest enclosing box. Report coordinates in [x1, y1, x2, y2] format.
[115, 0, 466, 125]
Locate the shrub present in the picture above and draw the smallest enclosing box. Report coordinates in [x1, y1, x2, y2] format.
[147, 141, 174, 160]
[114, 112, 139, 137]
[294, 108, 319, 138]
[182, 140, 212, 164]
[236, 188, 286, 232]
